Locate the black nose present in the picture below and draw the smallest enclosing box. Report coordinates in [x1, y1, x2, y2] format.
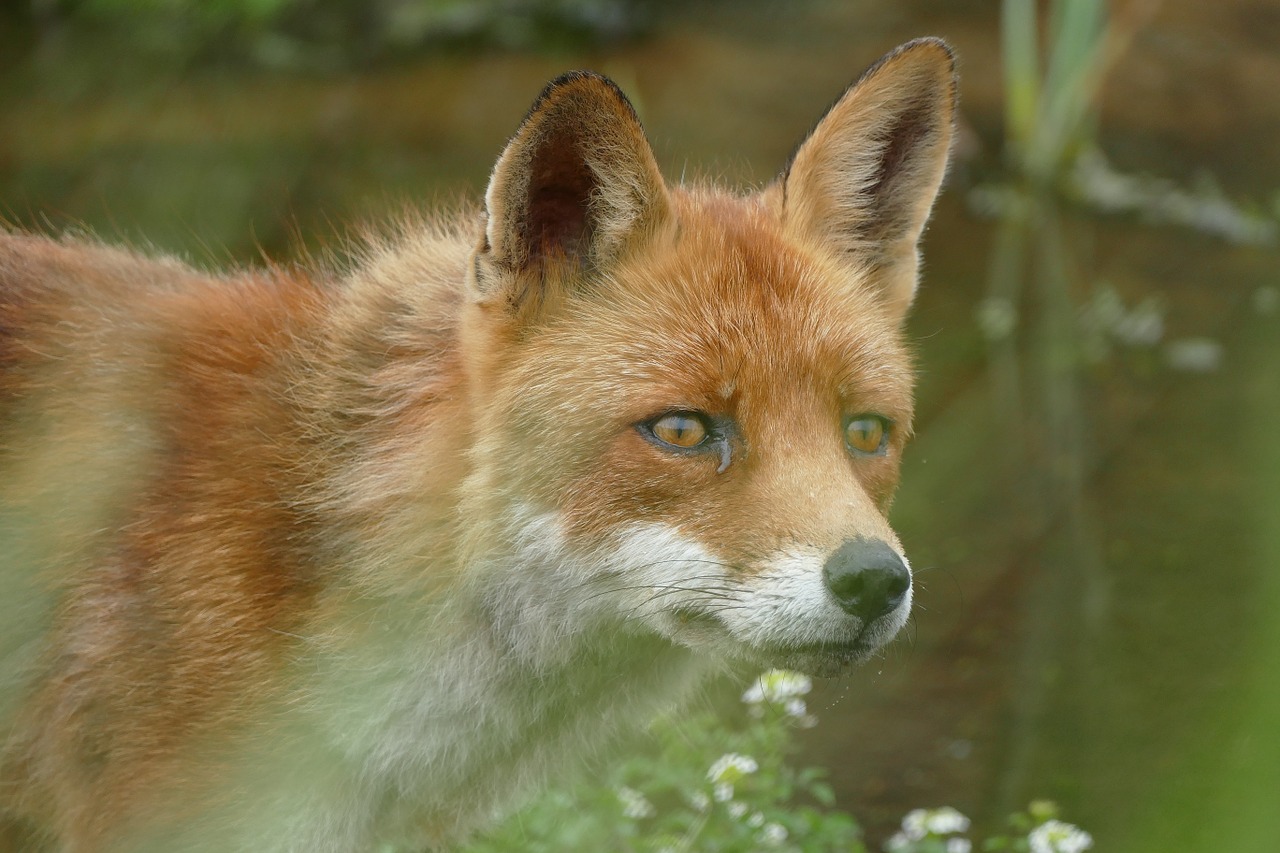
[822, 538, 911, 623]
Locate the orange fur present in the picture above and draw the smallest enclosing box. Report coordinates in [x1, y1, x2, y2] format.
[1, 40, 956, 852]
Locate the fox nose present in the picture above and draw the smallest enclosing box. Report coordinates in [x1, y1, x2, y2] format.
[822, 538, 911, 623]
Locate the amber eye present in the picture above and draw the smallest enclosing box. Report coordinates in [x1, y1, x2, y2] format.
[845, 415, 888, 455]
[650, 413, 709, 449]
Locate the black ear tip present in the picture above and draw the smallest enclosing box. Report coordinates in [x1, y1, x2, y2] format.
[899, 36, 956, 62]
[543, 68, 615, 89]
[780, 38, 958, 180]
[881, 37, 959, 113]
[540, 69, 611, 98]
[524, 69, 640, 125]
[879, 37, 958, 84]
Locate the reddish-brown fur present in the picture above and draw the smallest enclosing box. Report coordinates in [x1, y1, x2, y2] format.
[1, 40, 956, 851]
[1, 238, 326, 840]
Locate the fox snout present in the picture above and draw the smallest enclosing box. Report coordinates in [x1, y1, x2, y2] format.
[822, 538, 911, 624]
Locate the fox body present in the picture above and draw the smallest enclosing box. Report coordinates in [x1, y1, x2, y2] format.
[0, 40, 956, 852]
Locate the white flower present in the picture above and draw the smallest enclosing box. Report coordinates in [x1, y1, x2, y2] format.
[708, 753, 758, 784]
[688, 790, 710, 811]
[901, 809, 928, 841]
[946, 838, 972, 853]
[899, 807, 970, 842]
[713, 782, 734, 802]
[1165, 337, 1223, 373]
[924, 807, 971, 836]
[1111, 299, 1164, 346]
[976, 296, 1017, 340]
[1029, 819, 1094, 853]
[884, 832, 912, 852]
[758, 822, 789, 845]
[727, 801, 748, 819]
[784, 697, 808, 718]
[616, 786, 654, 819]
[747, 811, 765, 828]
[742, 670, 812, 705]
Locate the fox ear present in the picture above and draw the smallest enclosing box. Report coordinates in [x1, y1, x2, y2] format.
[780, 38, 957, 322]
[479, 71, 670, 310]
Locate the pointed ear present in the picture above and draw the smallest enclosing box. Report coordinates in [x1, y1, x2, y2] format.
[479, 71, 670, 308]
[780, 38, 957, 322]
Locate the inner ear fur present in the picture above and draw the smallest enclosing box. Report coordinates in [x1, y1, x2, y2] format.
[780, 38, 957, 321]
[480, 71, 670, 305]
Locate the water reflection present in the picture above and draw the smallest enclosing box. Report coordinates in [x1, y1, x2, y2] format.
[972, 191, 1112, 820]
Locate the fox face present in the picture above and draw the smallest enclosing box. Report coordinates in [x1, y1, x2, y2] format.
[461, 41, 955, 678]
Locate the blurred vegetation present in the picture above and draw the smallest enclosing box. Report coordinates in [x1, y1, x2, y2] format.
[1000, 0, 1112, 183]
[7, 0, 658, 67]
[996, 0, 1276, 244]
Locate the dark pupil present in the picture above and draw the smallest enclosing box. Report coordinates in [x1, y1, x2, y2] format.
[669, 418, 696, 439]
[851, 420, 880, 446]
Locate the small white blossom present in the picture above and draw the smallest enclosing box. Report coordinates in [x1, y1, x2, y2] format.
[901, 809, 928, 841]
[747, 811, 765, 828]
[713, 782, 734, 802]
[898, 807, 970, 842]
[946, 838, 973, 853]
[727, 801, 748, 819]
[616, 786, 654, 819]
[688, 790, 710, 811]
[758, 822, 789, 845]
[708, 753, 758, 784]
[976, 296, 1018, 341]
[884, 832, 911, 852]
[784, 697, 808, 718]
[1029, 819, 1094, 853]
[1112, 300, 1164, 346]
[924, 807, 971, 836]
[1165, 337, 1223, 373]
[742, 670, 812, 705]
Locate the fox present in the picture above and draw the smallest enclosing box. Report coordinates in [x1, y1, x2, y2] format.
[0, 38, 957, 852]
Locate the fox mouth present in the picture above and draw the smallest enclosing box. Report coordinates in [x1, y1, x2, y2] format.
[670, 608, 880, 677]
[765, 641, 878, 677]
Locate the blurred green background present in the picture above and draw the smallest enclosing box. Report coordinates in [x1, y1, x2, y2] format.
[3, 1, 1279, 849]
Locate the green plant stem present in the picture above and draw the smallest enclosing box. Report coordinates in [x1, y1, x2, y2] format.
[1001, 0, 1040, 161]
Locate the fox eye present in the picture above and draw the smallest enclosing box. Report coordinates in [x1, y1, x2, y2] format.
[638, 411, 735, 473]
[648, 412, 709, 449]
[845, 415, 889, 456]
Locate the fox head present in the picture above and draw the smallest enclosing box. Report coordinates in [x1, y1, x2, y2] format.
[458, 40, 956, 676]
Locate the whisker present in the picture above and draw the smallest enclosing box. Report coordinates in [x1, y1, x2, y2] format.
[573, 575, 741, 607]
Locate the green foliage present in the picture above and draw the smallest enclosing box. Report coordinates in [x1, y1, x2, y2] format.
[29, 0, 653, 66]
[997, 0, 1278, 244]
[883, 801, 1094, 853]
[464, 670, 861, 853]
[74, 0, 295, 27]
[1000, 0, 1109, 181]
[462, 670, 1093, 853]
